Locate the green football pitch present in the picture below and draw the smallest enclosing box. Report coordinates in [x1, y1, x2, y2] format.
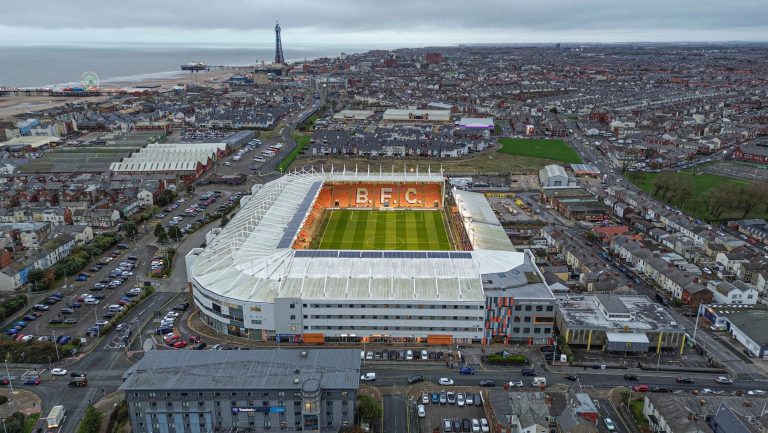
[316, 210, 453, 250]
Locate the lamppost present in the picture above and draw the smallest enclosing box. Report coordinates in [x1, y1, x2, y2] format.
[4, 359, 13, 394]
[1, 418, 7, 433]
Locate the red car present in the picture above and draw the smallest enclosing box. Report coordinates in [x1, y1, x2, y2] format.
[14, 334, 25, 342]
[0, 377, 9, 385]
[189, 335, 203, 344]
[632, 385, 649, 392]
[164, 334, 180, 343]
[173, 340, 187, 349]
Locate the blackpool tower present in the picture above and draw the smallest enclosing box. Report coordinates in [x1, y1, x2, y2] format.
[274, 20, 285, 64]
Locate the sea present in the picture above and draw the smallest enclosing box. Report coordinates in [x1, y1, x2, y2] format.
[0, 43, 378, 88]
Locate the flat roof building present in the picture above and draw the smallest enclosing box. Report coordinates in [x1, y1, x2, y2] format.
[382, 109, 451, 124]
[120, 349, 361, 433]
[332, 110, 375, 122]
[555, 294, 686, 352]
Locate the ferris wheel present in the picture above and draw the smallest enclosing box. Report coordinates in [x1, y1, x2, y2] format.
[81, 71, 100, 90]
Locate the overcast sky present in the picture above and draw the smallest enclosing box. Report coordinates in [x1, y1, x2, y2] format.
[1, 0, 766, 47]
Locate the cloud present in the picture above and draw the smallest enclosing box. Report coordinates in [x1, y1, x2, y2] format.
[0, 0, 766, 44]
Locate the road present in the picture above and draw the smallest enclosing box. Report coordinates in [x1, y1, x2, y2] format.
[361, 363, 763, 393]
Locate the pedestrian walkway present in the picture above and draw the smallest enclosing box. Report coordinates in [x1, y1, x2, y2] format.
[0, 388, 42, 417]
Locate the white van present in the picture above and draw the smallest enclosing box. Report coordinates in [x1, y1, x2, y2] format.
[532, 377, 547, 387]
[108, 305, 124, 313]
[360, 372, 376, 381]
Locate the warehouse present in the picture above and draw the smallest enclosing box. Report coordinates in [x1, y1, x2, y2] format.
[120, 349, 360, 433]
[555, 294, 686, 352]
[538, 164, 576, 188]
[382, 109, 451, 124]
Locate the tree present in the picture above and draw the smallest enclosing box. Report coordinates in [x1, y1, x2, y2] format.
[652, 172, 676, 199]
[220, 214, 230, 227]
[735, 185, 760, 218]
[167, 225, 182, 242]
[123, 221, 138, 238]
[78, 406, 104, 433]
[154, 223, 168, 243]
[667, 176, 694, 207]
[357, 395, 383, 424]
[156, 189, 176, 207]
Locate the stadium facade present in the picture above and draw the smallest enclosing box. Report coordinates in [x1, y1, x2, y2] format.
[186, 169, 555, 345]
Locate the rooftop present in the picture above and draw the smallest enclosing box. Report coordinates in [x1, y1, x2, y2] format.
[555, 294, 684, 332]
[120, 349, 361, 391]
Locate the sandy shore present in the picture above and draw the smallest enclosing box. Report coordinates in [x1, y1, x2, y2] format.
[0, 69, 236, 119]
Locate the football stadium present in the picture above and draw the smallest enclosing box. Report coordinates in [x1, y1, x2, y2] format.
[186, 168, 556, 345]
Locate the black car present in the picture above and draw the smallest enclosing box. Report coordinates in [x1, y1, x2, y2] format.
[60, 308, 74, 315]
[452, 419, 462, 433]
[565, 375, 578, 381]
[479, 380, 495, 387]
[521, 368, 537, 377]
[70, 372, 87, 377]
[624, 374, 640, 381]
[173, 303, 190, 311]
[651, 386, 672, 393]
[539, 345, 556, 353]
[461, 418, 471, 432]
[407, 375, 424, 384]
[677, 376, 695, 384]
[48, 319, 63, 325]
[103, 312, 116, 319]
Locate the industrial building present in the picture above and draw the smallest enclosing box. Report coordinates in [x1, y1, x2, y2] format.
[382, 109, 451, 124]
[538, 165, 576, 188]
[109, 142, 227, 184]
[120, 349, 361, 433]
[331, 110, 375, 122]
[702, 305, 768, 358]
[555, 294, 686, 352]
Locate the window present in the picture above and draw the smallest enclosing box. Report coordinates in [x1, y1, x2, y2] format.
[535, 305, 543, 312]
[290, 315, 296, 320]
[523, 328, 530, 333]
[534, 328, 541, 334]
[290, 303, 295, 309]
[513, 327, 520, 333]
[524, 317, 531, 323]
[514, 305, 522, 311]
[546, 306, 554, 312]
[525, 305, 532, 311]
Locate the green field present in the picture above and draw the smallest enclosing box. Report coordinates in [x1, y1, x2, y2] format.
[498, 138, 583, 164]
[626, 171, 763, 220]
[316, 210, 453, 250]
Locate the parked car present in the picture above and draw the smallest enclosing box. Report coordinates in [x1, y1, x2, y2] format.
[23, 377, 40, 386]
[632, 385, 649, 392]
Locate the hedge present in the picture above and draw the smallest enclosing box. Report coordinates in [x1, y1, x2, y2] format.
[486, 354, 528, 364]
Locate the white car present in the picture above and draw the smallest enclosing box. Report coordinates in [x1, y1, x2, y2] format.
[457, 393, 465, 407]
[439, 377, 454, 386]
[481, 419, 490, 433]
[417, 404, 426, 418]
[748, 390, 766, 395]
[604, 418, 615, 432]
[84, 298, 99, 305]
[422, 393, 429, 404]
[471, 419, 480, 433]
[715, 376, 733, 384]
[360, 373, 376, 381]
[51, 368, 67, 376]
[509, 380, 524, 388]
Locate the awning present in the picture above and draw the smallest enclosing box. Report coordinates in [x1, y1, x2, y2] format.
[605, 332, 650, 344]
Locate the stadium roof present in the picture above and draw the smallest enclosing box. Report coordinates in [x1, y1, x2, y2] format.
[189, 169, 527, 304]
[452, 189, 516, 252]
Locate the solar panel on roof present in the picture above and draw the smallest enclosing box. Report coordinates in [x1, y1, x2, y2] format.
[450, 252, 472, 259]
[361, 251, 382, 258]
[428, 252, 450, 259]
[338, 251, 361, 258]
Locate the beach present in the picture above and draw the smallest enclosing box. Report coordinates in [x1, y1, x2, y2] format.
[0, 69, 236, 119]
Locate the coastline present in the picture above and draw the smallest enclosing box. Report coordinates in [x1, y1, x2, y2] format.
[0, 69, 236, 119]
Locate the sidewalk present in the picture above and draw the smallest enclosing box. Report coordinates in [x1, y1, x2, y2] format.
[0, 388, 42, 417]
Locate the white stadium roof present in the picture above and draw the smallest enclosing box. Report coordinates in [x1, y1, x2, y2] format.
[189, 169, 525, 304]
